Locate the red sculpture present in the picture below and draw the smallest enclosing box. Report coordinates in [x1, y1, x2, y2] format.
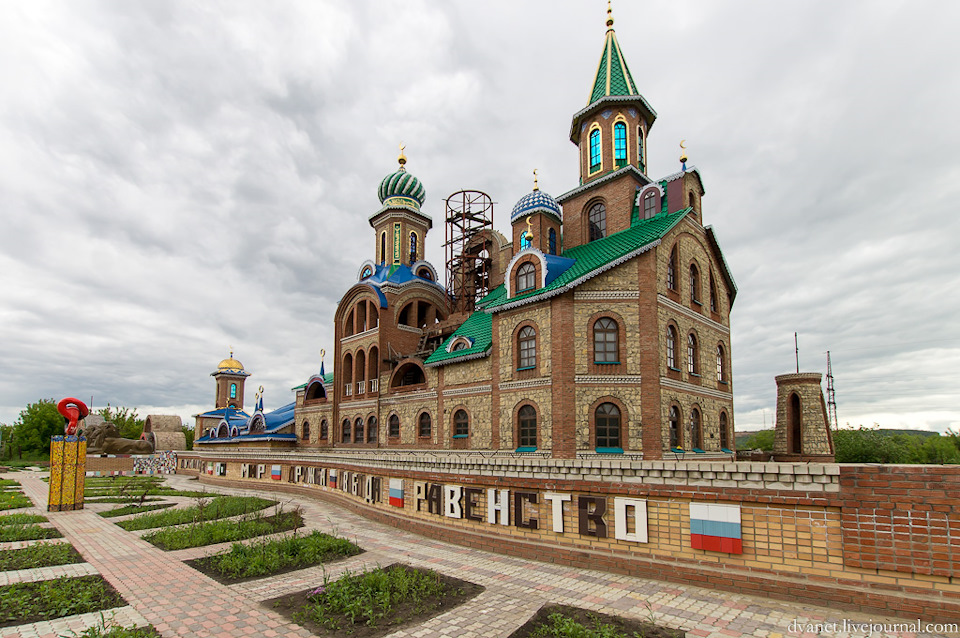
[57, 398, 89, 436]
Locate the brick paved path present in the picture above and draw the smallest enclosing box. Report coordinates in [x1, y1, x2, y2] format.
[1, 472, 951, 638]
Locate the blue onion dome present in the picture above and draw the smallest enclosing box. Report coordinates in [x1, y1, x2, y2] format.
[510, 187, 562, 223]
[378, 148, 425, 210]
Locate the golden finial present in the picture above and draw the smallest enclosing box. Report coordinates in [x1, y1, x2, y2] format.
[319, 348, 325, 360]
[524, 217, 534, 245]
[398, 143, 407, 168]
[679, 140, 688, 169]
[533, 169, 539, 191]
[229, 345, 233, 358]
[606, 0, 614, 28]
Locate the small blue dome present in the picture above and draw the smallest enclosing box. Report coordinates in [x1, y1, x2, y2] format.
[510, 189, 562, 223]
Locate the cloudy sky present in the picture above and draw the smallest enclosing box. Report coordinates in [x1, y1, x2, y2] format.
[2, 1, 958, 433]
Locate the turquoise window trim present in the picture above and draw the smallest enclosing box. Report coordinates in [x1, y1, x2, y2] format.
[589, 128, 601, 172]
[515, 446, 537, 453]
[593, 361, 621, 365]
[613, 122, 626, 163]
[516, 366, 536, 371]
[595, 447, 623, 454]
[452, 434, 468, 439]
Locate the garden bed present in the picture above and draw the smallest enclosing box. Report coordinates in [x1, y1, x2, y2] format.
[268, 564, 483, 638]
[116, 496, 276, 531]
[0, 523, 63, 542]
[507, 604, 684, 638]
[99, 503, 176, 518]
[0, 514, 47, 526]
[143, 511, 303, 550]
[0, 543, 84, 570]
[73, 625, 161, 638]
[187, 530, 362, 583]
[0, 491, 33, 511]
[0, 575, 126, 627]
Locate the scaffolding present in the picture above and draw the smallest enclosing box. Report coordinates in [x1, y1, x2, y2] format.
[826, 351, 838, 429]
[444, 190, 494, 315]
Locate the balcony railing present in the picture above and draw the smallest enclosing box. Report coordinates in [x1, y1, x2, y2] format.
[369, 379, 379, 393]
[356, 380, 366, 395]
[344, 384, 352, 397]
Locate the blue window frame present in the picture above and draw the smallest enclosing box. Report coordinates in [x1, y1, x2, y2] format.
[229, 383, 237, 399]
[614, 122, 626, 166]
[589, 128, 601, 171]
[637, 126, 645, 172]
[548, 228, 557, 255]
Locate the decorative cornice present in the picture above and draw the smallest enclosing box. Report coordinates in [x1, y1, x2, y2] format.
[379, 390, 439, 404]
[339, 399, 378, 410]
[576, 375, 642, 384]
[442, 384, 493, 397]
[660, 376, 732, 400]
[556, 164, 649, 203]
[499, 377, 551, 391]
[340, 327, 379, 345]
[574, 290, 640, 300]
[658, 295, 730, 334]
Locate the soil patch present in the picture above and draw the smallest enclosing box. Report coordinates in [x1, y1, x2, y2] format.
[508, 604, 685, 638]
[266, 563, 483, 638]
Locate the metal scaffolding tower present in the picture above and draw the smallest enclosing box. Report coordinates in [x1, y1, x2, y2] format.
[826, 351, 838, 429]
[444, 190, 494, 315]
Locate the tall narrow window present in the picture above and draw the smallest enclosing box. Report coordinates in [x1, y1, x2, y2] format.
[354, 417, 364, 443]
[229, 383, 237, 399]
[418, 412, 432, 438]
[518, 326, 536, 369]
[709, 273, 718, 313]
[790, 393, 802, 453]
[518, 405, 537, 448]
[341, 419, 351, 443]
[516, 262, 536, 292]
[589, 128, 601, 171]
[301, 421, 310, 442]
[669, 406, 681, 448]
[688, 333, 699, 375]
[637, 126, 645, 172]
[717, 344, 726, 382]
[593, 317, 618, 363]
[614, 122, 627, 167]
[689, 264, 700, 303]
[380, 232, 386, 264]
[389, 414, 400, 438]
[453, 410, 469, 437]
[367, 416, 377, 443]
[588, 202, 606, 241]
[719, 412, 729, 449]
[690, 408, 702, 450]
[320, 420, 328, 440]
[548, 228, 557, 255]
[667, 245, 678, 290]
[409, 232, 418, 263]
[667, 326, 678, 369]
[643, 191, 657, 219]
[595, 402, 621, 449]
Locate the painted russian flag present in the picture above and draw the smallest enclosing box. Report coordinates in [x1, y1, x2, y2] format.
[389, 478, 404, 508]
[271, 465, 282, 481]
[328, 469, 337, 489]
[690, 503, 743, 554]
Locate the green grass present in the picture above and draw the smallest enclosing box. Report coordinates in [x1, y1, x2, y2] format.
[531, 612, 635, 638]
[99, 503, 175, 518]
[116, 496, 276, 531]
[0, 523, 63, 542]
[0, 543, 83, 571]
[293, 565, 455, 631]
[0, 480, 19, 489]
[0, 513, 47, 526]
[197, 530, 361, 579]
[84, 497, 163, 504]
[0, 491, 33, 511]
[143, 511, 303, 551]
[71, 624, 160, 638]
[0, 575, 124, 626]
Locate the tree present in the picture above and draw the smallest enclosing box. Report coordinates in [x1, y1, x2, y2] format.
[182, 427, 194, 451]
[739, 429, 775, 451]
[12, 399, 64, 457]
[96, 405, 145, 440]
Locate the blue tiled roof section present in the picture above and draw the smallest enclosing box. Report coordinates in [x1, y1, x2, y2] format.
[361, 263, 445, 305]
[195, 408, 250, 420]
[262, 401, 295, 432]
[510, 189, 562, 222]
[543, 254, 577, 286]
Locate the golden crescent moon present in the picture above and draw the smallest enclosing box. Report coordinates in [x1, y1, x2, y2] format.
[679, 139, 687, 149]
[320, 349, 325, 359]
[526, 217, 533, 230]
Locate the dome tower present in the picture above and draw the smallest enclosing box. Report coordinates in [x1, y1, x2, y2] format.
[370, 147, 432, 268]
[510, 170, 562, 255]
[211, 350, 251, 410]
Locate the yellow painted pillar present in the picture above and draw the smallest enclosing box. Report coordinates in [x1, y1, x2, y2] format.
[48, 435, 86, 512]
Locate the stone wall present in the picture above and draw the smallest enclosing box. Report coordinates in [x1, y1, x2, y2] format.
[774, 373, 834, 457]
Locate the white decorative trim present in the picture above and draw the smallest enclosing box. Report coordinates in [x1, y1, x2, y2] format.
[424, 349, 490, 368]
[443, 385, 493, 397]
[504, 247, 548, 298]
[341, 327, 379, 344]
[379, 390, 439, 404]
[574, 290, 640, 300]
[576, 375, 643, 384]
[410, 260, 439, 282]
[357, 260, 377, 281]
[499, 377, 551, 391]
[445, 336, 474, 353]
[660, 376, 732, 400]
[396, 324, 422, 334]
[490, 239, 664, 314]
[658, 295, 730, 334]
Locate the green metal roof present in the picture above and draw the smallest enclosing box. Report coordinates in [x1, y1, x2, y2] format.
[424, 310, 493, 366]
[485, 209, 689, 311]
[588, 27, 640, 104]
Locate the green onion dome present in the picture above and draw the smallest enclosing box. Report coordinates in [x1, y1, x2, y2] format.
[378, 149, 425, 209]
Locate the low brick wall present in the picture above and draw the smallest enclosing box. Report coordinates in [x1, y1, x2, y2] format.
[177, 451, 960, 622]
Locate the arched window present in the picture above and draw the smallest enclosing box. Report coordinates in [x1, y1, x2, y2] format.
[409, 232, 418, 263]
[667, 326, 678, 369]
[516, 262, 536, 293]
[643, 191, 657, 219]
[342, 352, 353, 395]
[229, 383, 237, 399]
[548, 228, 557, 255]
[388, 414, 400, 438]
[367, 416, 377, 443]
[453, 410, 469, 437]
[667, 245, 678, 290]
[354, 417, 364, 443]
[417, 267, 433, 281]
[790, 393, 802, 454]
[301, 421, 310, 442]
[595, 403, 621, 449]
[689, 264, 700, 304]
[518, 405, 537, 449]
[418, 412, 432, 438]
[588, 202, 606, 241]
[391, 362, 426, 388]
[341, 419, 351, 443]
[716, 344, 726, 382]
[320, 420, 328, 441]
[690, 408, 702, 450]
[518, 326, 536, 369]
[637, 126, 646, 172]
[380, 232, 386, 264]
[709, 273, 718, 313]
[452, 340, 467, 351]
[593, 317, 618, 363]
[589, 127, 601, 171]
[719, 412, 729, 449]
[669, 406, 681, 448]
[614, 122, 627, 167]
[688, 333, 699, 374]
